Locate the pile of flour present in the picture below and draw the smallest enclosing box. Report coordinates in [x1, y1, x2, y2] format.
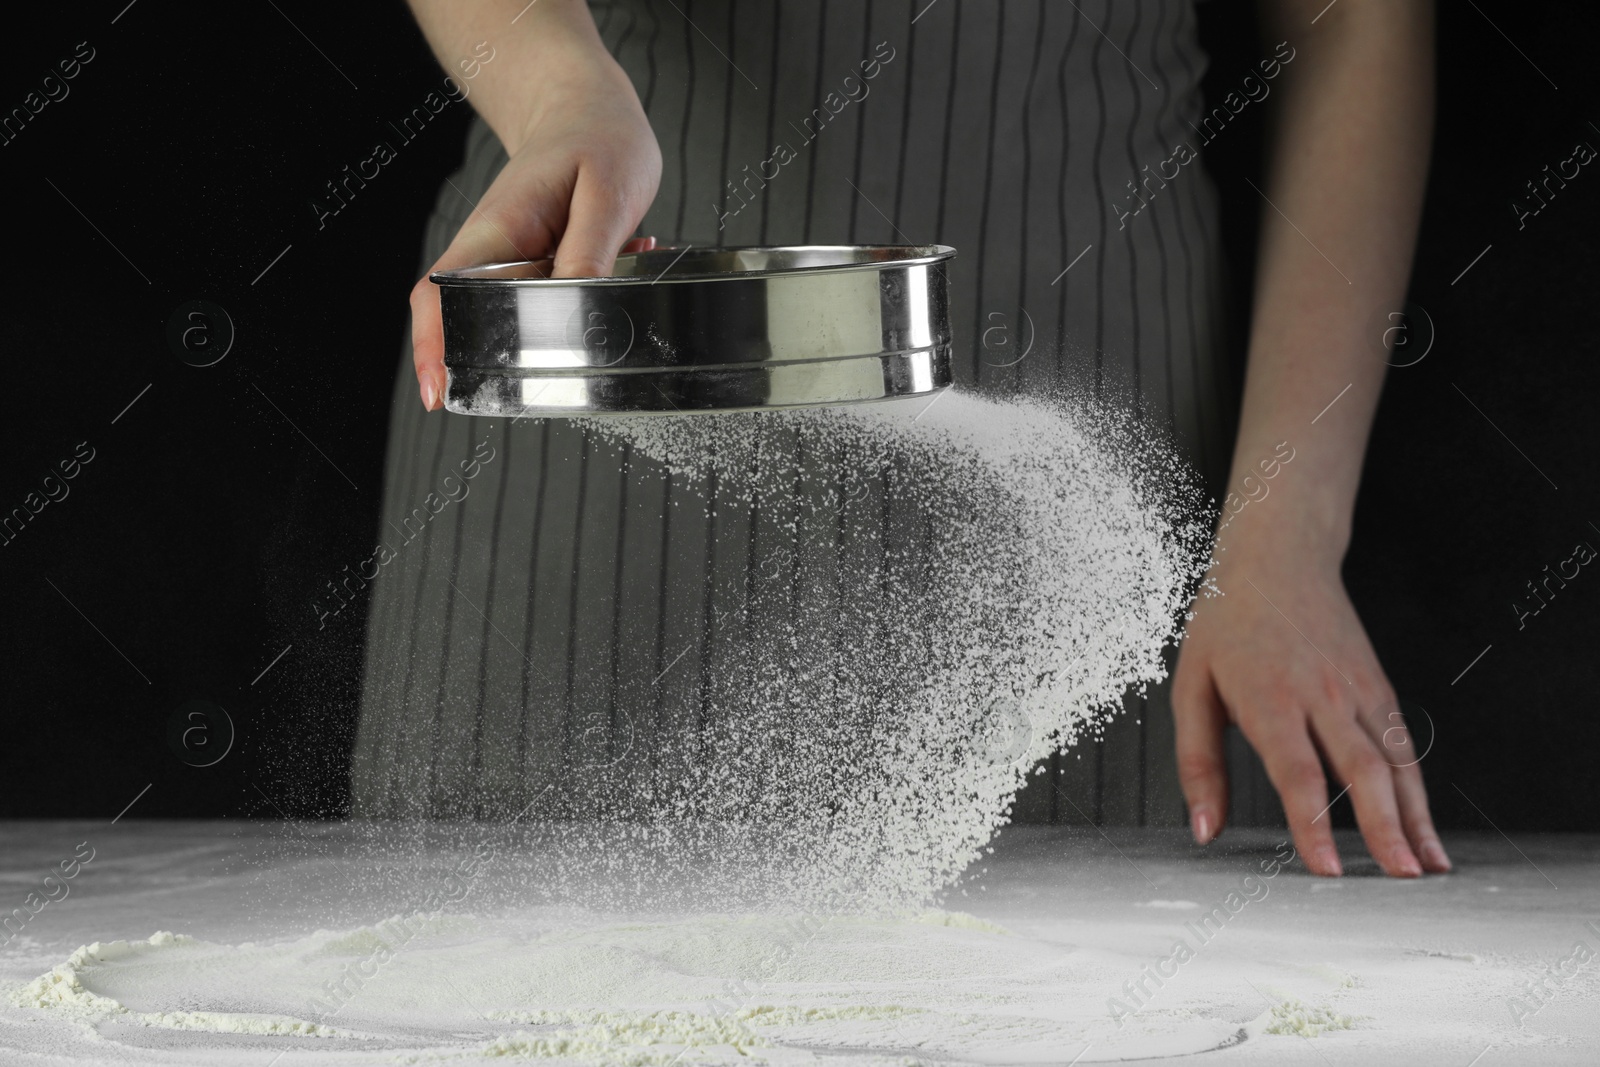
[536, 388, 1210, 911]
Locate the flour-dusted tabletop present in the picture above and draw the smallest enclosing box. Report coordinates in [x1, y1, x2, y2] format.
[0, 821, 1594, 1064]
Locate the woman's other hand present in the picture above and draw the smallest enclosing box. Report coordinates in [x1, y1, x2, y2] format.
[1173, 519, 1451, 878]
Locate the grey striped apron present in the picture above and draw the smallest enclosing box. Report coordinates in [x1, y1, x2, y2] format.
[351, 0, 1246, 825]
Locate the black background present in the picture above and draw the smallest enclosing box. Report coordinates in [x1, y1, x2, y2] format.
[2, 1, 1595, 829]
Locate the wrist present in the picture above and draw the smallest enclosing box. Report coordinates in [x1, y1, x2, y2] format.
[1213, 496, 1350, 578]
[458, 3, 628, 156]
[501, 45, 636, 155]
[1216, 427, 1362, 555]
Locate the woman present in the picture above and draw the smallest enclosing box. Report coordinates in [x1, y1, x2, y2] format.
[354, 0, 1449, 879]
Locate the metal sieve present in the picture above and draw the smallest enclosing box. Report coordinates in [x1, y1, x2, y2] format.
[432, 244, 955, 416]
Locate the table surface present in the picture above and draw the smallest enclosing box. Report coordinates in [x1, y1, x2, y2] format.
[0, 821, 1595, 1065]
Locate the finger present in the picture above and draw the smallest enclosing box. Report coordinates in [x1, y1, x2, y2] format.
[1393, 760, 1451, 872]
[409, 274, 448, 412]
[1172, 661, 1229, 845]
[621, 235, 657, 254]
[411, 208, 554, 412]
[1239, 709, 1342, 876]
[552, 167, 647, 278]
[1361, 707, 1451, 872]
[1313, 711, 1423, 877]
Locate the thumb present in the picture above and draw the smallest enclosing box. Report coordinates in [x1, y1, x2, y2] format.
[410, 208, 551, 412]
[1173, 659, 1231, 845]
[552, 167, 648, 279]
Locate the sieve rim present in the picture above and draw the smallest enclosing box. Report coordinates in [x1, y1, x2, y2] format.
[430, 244, 957, 287]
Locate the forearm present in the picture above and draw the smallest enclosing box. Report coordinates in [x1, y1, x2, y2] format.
[405, 0, 615, 155]
[1222, 0, 1434, 567]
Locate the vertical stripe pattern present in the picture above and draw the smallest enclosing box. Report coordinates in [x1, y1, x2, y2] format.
[352, 0, 1246, 827]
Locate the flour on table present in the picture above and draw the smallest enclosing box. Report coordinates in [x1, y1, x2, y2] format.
[9, 905, 1245, 1064]
[1260, 998, 1358, 1038]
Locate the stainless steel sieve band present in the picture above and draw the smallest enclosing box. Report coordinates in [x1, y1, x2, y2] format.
[433, 245, 956, 416]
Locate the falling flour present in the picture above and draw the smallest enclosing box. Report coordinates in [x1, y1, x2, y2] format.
[6, 389, 1217, 1064]
[522, 386, 1213, 911]
[333, 386, 1207, 913]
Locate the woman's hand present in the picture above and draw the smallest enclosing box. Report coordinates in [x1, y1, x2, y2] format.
[1175, 0, 1440, 877]
[409, 39, 662, 411]
[1172, 523, 1451, 878]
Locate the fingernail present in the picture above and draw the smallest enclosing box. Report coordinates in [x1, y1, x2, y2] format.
[1395, 850, 1423, 878]
[1315, 845, 1342, 877]
[1191, 809, 1213, 845]
[1421, 839, 1452, 872]
[422, 378, 437, 411]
